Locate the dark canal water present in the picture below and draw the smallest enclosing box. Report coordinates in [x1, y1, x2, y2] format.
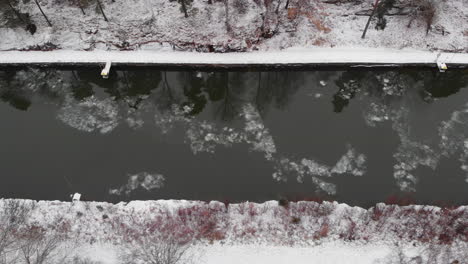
[0, 67, 467, 207]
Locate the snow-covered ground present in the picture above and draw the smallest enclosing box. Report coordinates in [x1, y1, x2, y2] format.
[0, 0, 466, 53]
[0, 199, 467, 263]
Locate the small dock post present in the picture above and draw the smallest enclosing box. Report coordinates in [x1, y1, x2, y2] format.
[436, 53, 448, 73]
[72, 193, 81, 202]
[101, 61, 112, 79]
[437, 61, 447, 72]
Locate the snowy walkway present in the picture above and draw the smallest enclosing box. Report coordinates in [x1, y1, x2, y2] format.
[0, 48, 467, 68]
[82, 242, 398, 264]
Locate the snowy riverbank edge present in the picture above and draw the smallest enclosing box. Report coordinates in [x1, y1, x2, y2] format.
[0, 198, 467, 263]
[0, 48, 467, 68]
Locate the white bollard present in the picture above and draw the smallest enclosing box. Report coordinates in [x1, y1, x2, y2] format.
[101, 61, 112, 79]
[72, 193, 81, 202]
[437, 61, 447, 73]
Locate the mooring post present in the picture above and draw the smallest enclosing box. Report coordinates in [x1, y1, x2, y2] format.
[101, 61, 112, 79]
[437, 61, 447, 72]
[72, 193, 81, 202]
[436, 53, 448, 72]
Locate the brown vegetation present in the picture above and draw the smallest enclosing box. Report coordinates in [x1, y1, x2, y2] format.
[407, 0, 436, 34]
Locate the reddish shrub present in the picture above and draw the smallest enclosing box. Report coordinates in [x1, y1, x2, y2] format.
[314, 222, 329, 239]
[242, 227, 257, 237]
[339, 218, 357, 241]
[371, 207, 384, 221]
[248, 203, 258, 217]
[222, 199, 230, 210]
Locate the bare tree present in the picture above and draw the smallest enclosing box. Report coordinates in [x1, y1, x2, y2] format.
[225, 0, 231, 33]
[5, 0, 26, 24]
[17, 218, 72, 264]
[33, 0, 52, 27]
[121, 235, 194, 264]
[96, 0, 109, 21]
[0, 200, 33, 264]
[407, 0, 436, 35]
[71, 0, 87, 15]
[19, 232, 63, 264]
[169, 0, 192, 18]
[180, 0, 189, 18]
[361, 0, 380, 38]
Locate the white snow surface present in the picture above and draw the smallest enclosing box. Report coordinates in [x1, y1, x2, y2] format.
[198, 243, 392, 264]
[0, 48, 467, 65]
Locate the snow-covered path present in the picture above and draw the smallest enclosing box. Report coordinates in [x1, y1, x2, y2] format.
[70, 241, 410, 264]
[197, 243, 393, 264]
[0, 48, 467, 67]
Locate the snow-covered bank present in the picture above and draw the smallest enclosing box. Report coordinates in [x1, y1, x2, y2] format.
[0, 48, 467, 67]
[0, 199, 466, 263]
[1, 0, 466, 53]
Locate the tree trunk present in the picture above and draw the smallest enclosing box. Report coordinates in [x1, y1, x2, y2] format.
[285, 0, 289, 9]
[225, 0, 231, 33]
[96, 0, 109, 22]
[361, 0, 380, 39]
[6, 0, 26, 23]
[180, 0, 188, 18]
[78, 0, 86, 15]
[33, 0, 52, 27]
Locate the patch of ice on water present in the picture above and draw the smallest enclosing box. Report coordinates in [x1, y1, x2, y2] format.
[363, 102, 390, 127]
[390, 108, 440, 192]
[461, 140, 468, 183]
[154, 105, 192, 134]
[312, 177, 337, 195]
[387, 99, 468, 191]
[57, 96, 119, 134]
[272, 145, 367, 195]
[242, 104, 277, 160]
[439, 103, 468, 184]
[439, 104, 468, 156]
[125, 100, 150, 129]
[272, 158, 338, 195]
[331, 146, 367, 176]
[182, 103, 276, 160]
[186, 121, 244, 154]
[362, 81, 444, 192]
[126, 115, 145, 129]
[301, 159, 331, 177]
[109, 172, 165, 196]
[377, 72, 407, 96]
